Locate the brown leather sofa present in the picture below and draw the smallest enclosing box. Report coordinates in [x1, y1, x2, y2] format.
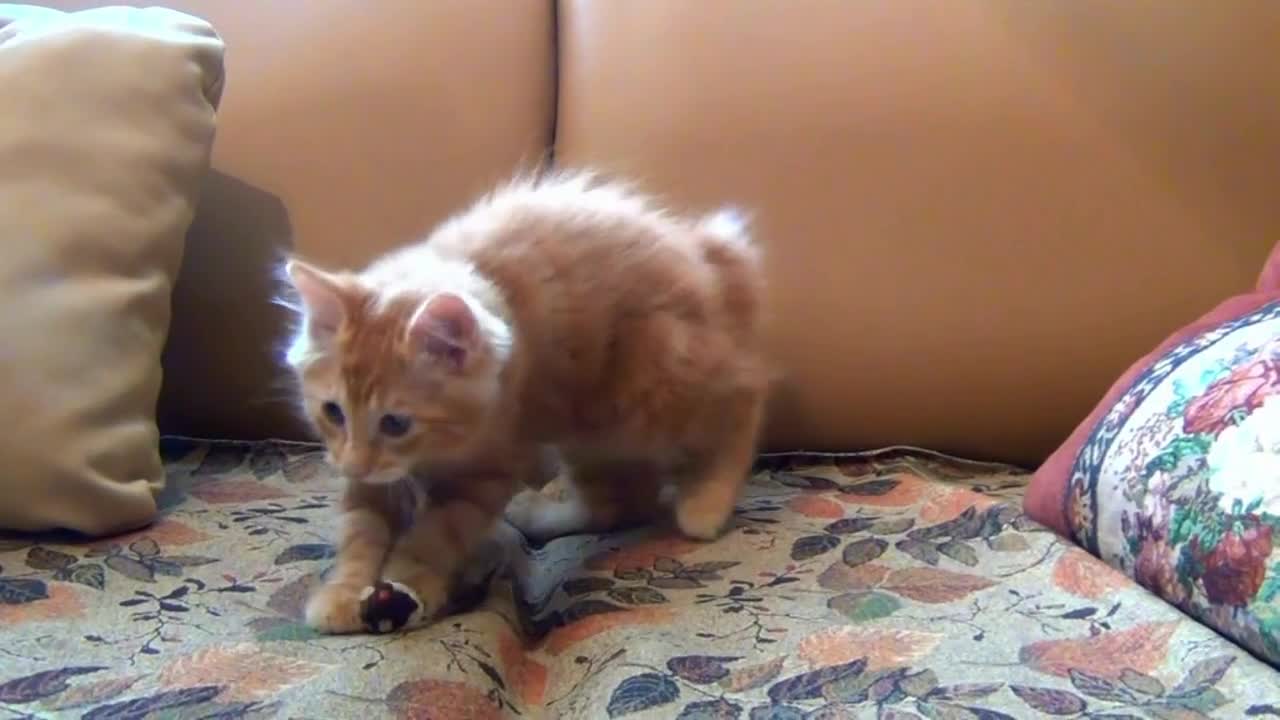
[9, 3, 1279, 717]
[48, 0, 1280, 467]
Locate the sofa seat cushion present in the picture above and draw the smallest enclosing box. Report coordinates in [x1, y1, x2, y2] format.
[0, 441, 1275, 718]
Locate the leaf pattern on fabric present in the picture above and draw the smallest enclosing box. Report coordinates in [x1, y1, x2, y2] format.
[0, 582, 82, 626]
[272, 544, 335, 565]
[96, 519, 210, 550]
[189, 477, 293, 504]
[564, 577, 616, 596]
[386, 679, 504, 720]
[817, 561, 891, 592]
[585, 537, 705, 574]
[1010, 684, 1089, 715]
[919, 487, 999, 524]
[767, 657, 868, 703]
[788, 535, 839, 562]
[879, 567, 996, 603]
[1019, 622, 1180, 678]
[81, 685, 224, 720]
[666, 655, 742, 684]
[787, 496, 846, 520]
[676, 698, 743, 719]
[719, 656, 787, 693]
[63, 563, 107, 590]
[25, 547, 77, 571]
[828, 590, 903, 622]
[543, 607, 674, 655]
[265, 571, 321, 620]
[0, 666, 106, 704]
[608, 586, 668, 605]
[40, 675, 142, 711]
[835, 476, 925, 507]
[1052, 548, 1130, 600]
[797, 627, 944, 671]
[841, 538, 889, 567]
[607, 673, 680, 717]
[1173, 655, 1236, 695]
[157, 643, 330, 702]
[0, 577, 48, 604]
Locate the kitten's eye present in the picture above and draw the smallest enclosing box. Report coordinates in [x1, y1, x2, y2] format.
[321, 401, 345, 426]
[379, 413, 412, 438]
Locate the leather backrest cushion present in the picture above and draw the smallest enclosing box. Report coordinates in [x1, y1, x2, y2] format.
[555, 0, 1280, 464]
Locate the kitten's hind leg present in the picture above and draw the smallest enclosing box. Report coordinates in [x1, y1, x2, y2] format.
[505, 457, 661, 543]
[504, 487, 592, 543]
[674, 390, 765, 541]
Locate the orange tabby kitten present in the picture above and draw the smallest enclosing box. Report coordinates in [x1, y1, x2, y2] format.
[282, 171, 769, 634]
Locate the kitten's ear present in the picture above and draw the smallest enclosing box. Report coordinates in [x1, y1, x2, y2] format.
[406, 292, 478, 371]
[285, 259, 347, 341]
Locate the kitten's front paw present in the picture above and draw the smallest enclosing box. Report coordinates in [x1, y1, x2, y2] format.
[304, 583, 366, 635]
[674, 474, 742, 542]
[674, 494, 735, 542]
[358, 581, 429, 634]
[675, 507, 728, 541]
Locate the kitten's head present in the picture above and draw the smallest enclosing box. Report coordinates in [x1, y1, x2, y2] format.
[280, 258, 512, 485]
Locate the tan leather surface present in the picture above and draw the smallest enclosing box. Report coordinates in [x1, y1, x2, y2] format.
[0, 5, 223, 534]
[556, 1, 1280, 464]
[41, 0, 557, 441]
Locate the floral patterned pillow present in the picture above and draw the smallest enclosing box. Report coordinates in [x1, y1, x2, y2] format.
[1259, 240, 1280, 294]
[1026, 252, 1280, 665]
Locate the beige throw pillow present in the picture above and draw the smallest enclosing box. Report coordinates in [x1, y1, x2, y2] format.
[0, 5, 225, 535]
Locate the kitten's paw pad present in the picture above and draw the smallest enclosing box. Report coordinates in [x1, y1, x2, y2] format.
[358, 581, 427, 634]
[304, 584, 365, 635]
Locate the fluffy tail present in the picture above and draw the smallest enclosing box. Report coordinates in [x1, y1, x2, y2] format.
[697, 206, 765, 338]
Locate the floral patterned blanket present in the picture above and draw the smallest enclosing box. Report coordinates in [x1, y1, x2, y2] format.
[1, 440, 1278, 719]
